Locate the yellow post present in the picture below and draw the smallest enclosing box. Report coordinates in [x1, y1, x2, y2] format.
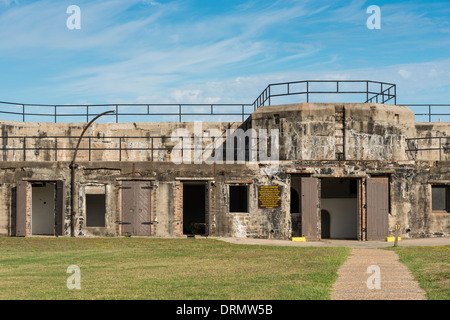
[394, 224, 400, 247]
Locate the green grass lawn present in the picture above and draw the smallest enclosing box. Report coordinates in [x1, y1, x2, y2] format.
[0, 237, 350, 300]
[387, 245, 450, 300]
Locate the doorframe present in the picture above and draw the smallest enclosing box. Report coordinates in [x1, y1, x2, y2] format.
[180, 180, 211, 237]
[16, 179, 65, 237]
[119, 179, 155, 237]
[290, 174, 368, 241]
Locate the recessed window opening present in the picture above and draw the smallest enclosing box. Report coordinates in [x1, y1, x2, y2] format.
[86, 194, 106, 227]
[432, 185, 449, 212]
[229, 185, 249, 213]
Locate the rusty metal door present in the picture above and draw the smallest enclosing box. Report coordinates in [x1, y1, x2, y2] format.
[16, 181, 27, 237]
[121, 181, 134, 236]
[301, 177, 320, 240]
[366, 177, 389, 240]
[136, 183, 152, 236]
[121, 181, 152, 236]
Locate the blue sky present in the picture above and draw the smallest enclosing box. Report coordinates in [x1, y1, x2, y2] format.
[0, 0, 449, 109]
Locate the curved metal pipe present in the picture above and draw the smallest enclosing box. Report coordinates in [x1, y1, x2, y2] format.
[70, 110, 115, 237]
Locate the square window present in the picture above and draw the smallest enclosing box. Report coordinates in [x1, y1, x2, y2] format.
[432, 186, 449, 212]
[229, 185, 249, 213]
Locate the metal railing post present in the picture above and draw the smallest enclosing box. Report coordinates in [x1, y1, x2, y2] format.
[394, 85, 397, 105]
[306, 81, 309, 103]
[23, 137, 26, 161]
[119, 137, 122, 161]
[366, 81, 369, 102]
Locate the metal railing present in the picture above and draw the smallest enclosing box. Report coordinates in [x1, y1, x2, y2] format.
[405, 137, 450, 161]
[0, 102, 254, 123]
[400, 104, 450, 122]
[0, 135, 262, 162]
[252, 80, 396, 109]
[2, 80, 450, 124]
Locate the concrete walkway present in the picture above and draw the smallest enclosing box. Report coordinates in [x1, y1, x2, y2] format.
[331, 248, 426, 300]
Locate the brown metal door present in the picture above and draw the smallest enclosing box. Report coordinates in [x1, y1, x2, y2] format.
[366, 177, 389, 240]
[301, 177, 320, 240]
[136, 183, 152, 236]
[121, 181, 152, 236]
[121, 181, 135, 236]
[16, 181, 27, 237]
[55, 181, 65, 236]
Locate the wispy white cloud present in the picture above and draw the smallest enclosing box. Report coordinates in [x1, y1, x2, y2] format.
[0, 0, 449, 106]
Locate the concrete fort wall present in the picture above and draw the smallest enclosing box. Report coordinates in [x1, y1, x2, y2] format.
[0, 102, 449, 240]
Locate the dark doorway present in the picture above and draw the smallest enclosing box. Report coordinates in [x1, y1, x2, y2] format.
[321, 210, 331, 239]
[86, 194, 106, 227]
[290, 187, 301, 237]
[290, 187, 300, 214]
[183, 183, 207, 235]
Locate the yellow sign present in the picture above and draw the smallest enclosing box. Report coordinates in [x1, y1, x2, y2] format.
[258, 186, 282, 209]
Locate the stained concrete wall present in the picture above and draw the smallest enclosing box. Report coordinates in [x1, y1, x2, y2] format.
[0, 159, 448, 239]
[1, 103, 449, 162]
[0, 102, 449, 239]
[251, 103, 446, 161]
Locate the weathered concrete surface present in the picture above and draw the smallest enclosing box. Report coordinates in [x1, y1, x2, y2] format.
[1, 103, 449, 163]
[0, 121, 242, 162]
[331, 249, 426, 300]
[251, 103, 439, 161]
[0, 159, 449, 239]
[0, 103, 449, 239]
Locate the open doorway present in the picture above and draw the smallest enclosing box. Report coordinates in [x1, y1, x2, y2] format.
[183, 182, 208, 236]
[16, 180, 65, 237]
[320, 178, 358, 239]
[31, 182, 55, 236]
